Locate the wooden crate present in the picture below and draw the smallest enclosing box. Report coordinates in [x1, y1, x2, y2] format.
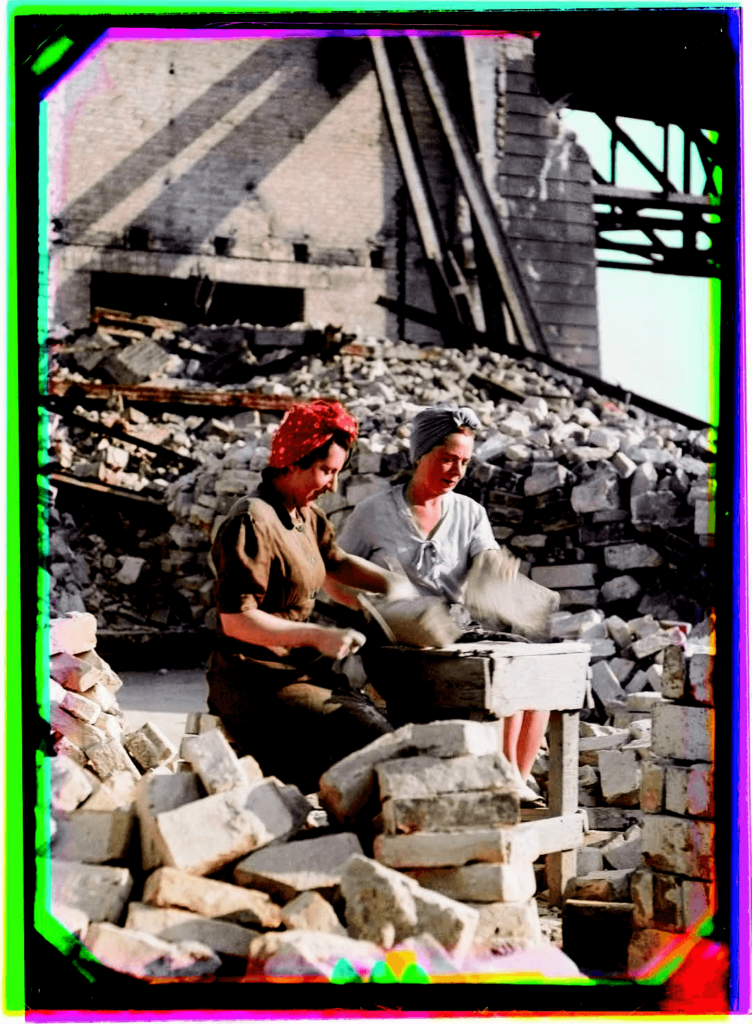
[379, 641, 589, 717]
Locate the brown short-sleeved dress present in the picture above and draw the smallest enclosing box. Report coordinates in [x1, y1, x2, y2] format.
[206, 477, 391, 789]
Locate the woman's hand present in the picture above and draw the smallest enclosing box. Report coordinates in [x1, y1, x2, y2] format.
[313, 626, 367, 660]
[498, 548, 521, 582]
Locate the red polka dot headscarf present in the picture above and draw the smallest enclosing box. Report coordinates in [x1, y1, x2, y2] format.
[269, 400, 359, 469]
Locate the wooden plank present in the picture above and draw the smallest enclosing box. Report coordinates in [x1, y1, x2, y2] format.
[515, 811, 585, 856]
[532, 302, 600, 328]
[543, 324, 599, 346]
[524, 280, 598, 307]
[510, 238, 597, 265]
[499, 176, 593, 204]
[594, 183, 712, 208]
[486, 654, 589, 717]
[546, 849, 578, 907]
[520, 261, 598, 287]
[422, 657, 492, 710]
[507, 218, 596, 245]
[505, 93, 550, 116]
[48, 379, 335, 410]
[499, 154, 592, 185]
[548, 712, 580, 817]
[49, 473, 161, 504]
[504, 112, 563, 140]
[507, 198, 596, 224]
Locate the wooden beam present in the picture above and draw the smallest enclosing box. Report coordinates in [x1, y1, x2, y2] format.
[409, 37, 549, 356]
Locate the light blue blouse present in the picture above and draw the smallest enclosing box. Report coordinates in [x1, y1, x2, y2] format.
[337, 484, 499, 604]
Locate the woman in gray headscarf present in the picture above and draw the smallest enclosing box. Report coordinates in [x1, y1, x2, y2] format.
[332, 404, 546, 802]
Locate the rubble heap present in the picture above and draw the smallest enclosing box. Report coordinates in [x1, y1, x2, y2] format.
[44, 611, 584, 983]
[45, 326, 717, 649]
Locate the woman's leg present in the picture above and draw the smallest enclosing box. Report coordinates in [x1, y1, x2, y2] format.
[502, 711, 523, 769]
[516, 710, 550, 780]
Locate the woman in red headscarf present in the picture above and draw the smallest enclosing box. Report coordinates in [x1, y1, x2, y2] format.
[207, 400, 412, 792]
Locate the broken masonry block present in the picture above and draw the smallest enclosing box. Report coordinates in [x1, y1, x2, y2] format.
[50, 612, 98, 656]
[84, 921, 221, 979]
[280, 891, 347, 935]
[124, 722, 177, 773]
[52, 808, 135, 864]
[598, 750, 641, 807]
[651, 703, 714, 763]
[135, 772, 203, 871]
[50, 860, 133, 923]
[124, 902, 259, 958]
[234, 832, 363, 902]
[373, 827, 538, 870]
[641, 815, 715, 880]
[664, 763, 714, 819]
[143, 866, 282, 929]
[154, 779, 303, 877]
[180, 729, 246, 794]
[405, 861, 536, 904]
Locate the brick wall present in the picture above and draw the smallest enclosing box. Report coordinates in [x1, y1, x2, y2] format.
[46, 33, 600, 371]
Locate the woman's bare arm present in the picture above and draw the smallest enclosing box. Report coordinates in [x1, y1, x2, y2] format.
[220, 610, 364, 659]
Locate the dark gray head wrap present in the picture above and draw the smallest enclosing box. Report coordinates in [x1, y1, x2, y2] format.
[409, 405, 481, 463]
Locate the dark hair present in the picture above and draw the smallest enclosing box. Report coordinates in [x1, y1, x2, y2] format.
[294, 429, 354, 469]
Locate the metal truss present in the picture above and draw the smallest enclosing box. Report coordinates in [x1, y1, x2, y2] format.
[592, 116, 721, 277]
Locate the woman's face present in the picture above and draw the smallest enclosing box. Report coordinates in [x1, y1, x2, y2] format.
[414, 431, 474, 498]
[287, 443, 348, 507]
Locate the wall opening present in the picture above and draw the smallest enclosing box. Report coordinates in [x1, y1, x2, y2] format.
[90, 272, 305, 327]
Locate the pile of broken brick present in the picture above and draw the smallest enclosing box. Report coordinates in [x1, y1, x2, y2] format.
[45, 611, 587, 982]
[45, 324, 716, 647]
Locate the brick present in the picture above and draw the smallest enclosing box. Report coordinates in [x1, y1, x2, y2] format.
[645, 664, 663, 691]
[642, 815, 715, 879]
[50, 612, 98, 656]
[564, 869, 632, 903]
[85, 921, 221, 979]
[49, 755, 95, 813]
[374, 828, 539, 869]
[688, 653, 714, 704]
[115, 556, 147, 585]
[81, 771, 138, 811]
[86, 682, 118, 713]
[339, 854, 418, 947]
[468, 899, 541, 946]
[626, 692, 664, 712]
[77, 649, 123, 692]
[611, 452, 637, 478]
[664, 764, 715, 819]
[627, 928, 682, 978]
[249, 930, 381, 981]
[694, 499, 716, 535]
[181, 729, 246, 793]
[624, 669, 649, 694]
[682, 879, 717, 930]
[523, 462, 568, 496]
[604, 544, 663, 571]
[280, 891, 346, 935]
[86, 739, 141, 780]
[589, 661, 623, 704]
[51, 860, 133, 923]
[53, 736, 87, 766]
[600, 575, 641, 603]
[124, 722, 177, 772]
[53, 808, 135, 864]
[234, 832, 363, 901]
[571, 472, 620, 513]
[124, 902, 259, 958]
[651, 704, 714, 762]
[585, 638, 617, 658]
[376, 753, 516, 800]
[51, 706, 107, 752]
[59, 690, 100, 724]
[576, 846, 604, 874]
[405, 861, 536, 904]
[155, 779, 304, 876]
[600, 824, 643, 870]
[550, 609, 602, 638]
[95, 712, 125, 742]
[531, 563, 597, 589]
[143, 872, 275, 935]
[607, 657, 634, 684]
[598, 750, 641, 807]
[640, 761, 665, 814]
[101, 339, 178, 385]
[135, 772, 204, 870]
[630, 869, 684, 932]
[320, 720, 500, 823]
[562, 901, 633, 974]
[555, 588, 600, 610]
[51, 902, 89, 939]
[383, 791, 520, 834]
[411, 884, 480, 964]
[584, 807, 643, 832]
[605, 616, 632, 647]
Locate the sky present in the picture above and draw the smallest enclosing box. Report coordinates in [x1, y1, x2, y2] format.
[561, 110, 717, 426]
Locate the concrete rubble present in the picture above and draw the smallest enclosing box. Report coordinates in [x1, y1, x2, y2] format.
[41, 317, 719, 983]
[42, 614, 587, 982]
